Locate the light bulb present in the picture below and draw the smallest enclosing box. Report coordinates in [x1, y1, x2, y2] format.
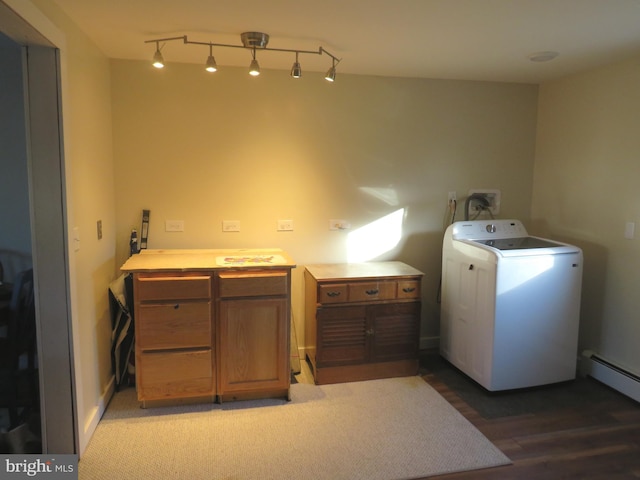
[324, 66, 336, 82]
[249, 58, 260, 76]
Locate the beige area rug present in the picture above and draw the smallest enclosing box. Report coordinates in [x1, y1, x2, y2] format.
[79, 376, 510, 480]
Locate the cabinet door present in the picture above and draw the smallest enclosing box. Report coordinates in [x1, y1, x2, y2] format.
[370, 302, 421, 362]
[218, 297, 289, 394]
[316, 305, 368, 366]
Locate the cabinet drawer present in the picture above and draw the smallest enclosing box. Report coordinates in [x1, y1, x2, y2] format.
[218, 271, 288, 298]
[397, 280, 420, 299]
[138, 302, 211, 350]
[136, 274, 211, 301]
[138, 349, 213, 399]
[349, 281, 396, 302]
[318, 284, 348, 304]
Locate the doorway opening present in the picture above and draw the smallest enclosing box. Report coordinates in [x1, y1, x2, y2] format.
[0, 2, 77, 454]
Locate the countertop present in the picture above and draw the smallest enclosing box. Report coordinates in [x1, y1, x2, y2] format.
[120, 248, 296, 272]
[305, 261, 424, 281]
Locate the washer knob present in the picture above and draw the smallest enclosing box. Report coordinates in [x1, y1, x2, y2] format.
[486, 224, 496, 233]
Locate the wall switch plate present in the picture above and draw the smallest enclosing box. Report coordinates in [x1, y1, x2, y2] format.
[73, 227, 80, 252]
[277, 219, 294, 231]
[222, 220, 240, 232]
[165, 220, 184, 232]
[625, 221, 635, 239]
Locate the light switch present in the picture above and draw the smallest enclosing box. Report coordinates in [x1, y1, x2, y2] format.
[73, 227, 80, 252]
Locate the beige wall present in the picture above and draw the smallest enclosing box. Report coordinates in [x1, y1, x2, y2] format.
[111, 59, 539, 351]
[532, 54, 640, 375]
[30, 0, 117, 454]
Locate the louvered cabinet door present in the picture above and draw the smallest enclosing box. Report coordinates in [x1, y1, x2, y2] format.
[370, 302, 421, 362]
[316, 305, 368, 366]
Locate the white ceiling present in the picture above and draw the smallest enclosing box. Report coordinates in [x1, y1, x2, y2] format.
[48, 0, 640, 84]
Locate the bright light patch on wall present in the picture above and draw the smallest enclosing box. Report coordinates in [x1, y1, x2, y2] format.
[346, 208, 405, 262]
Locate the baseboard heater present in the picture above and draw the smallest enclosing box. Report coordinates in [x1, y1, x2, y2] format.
[581, 350, 640, 403]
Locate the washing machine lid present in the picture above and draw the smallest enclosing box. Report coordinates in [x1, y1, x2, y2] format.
[448, 219, 581, 256]
[473, 237, 561, 250]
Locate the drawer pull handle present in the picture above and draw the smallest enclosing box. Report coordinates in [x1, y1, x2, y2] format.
[174, 304, 180, 309]
[326, 291, 342, 297]
[365, 289, 379, 295]
[402, 287, 416, 293]
[366, 328, 375, 336]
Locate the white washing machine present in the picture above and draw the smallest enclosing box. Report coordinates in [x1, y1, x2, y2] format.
[440, 219, 582, 391]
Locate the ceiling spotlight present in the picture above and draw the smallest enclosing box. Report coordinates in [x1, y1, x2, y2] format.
[291, 52, 302, 78]
[205, 44, 217, 72]
[152, 42, 164, 69]
[249, 48, 260, 76]
[325, 59, 336, 82]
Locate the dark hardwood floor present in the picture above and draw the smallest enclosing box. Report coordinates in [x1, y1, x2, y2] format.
[418, 352, 640, 479]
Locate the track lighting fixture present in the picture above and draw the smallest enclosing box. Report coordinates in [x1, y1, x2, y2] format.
[144, 32, 341, 82]
[291, 52, 302, 78]
[205, 44, 217, 73]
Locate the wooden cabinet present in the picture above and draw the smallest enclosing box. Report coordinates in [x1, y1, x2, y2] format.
[305, 262, 423, 385]
[216, 270, 291, 402]
[133, 272, 215, 407]
[123, 248, 296, 407]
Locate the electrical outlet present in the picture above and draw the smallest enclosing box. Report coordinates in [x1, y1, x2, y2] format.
[277, 219, 294, 231]
[96, 220, 102, 240]
[448, 191, 457, 204]
[165, 220, 184, 232]
[222, 220, 240, 232]
[329, 219, 351, 230]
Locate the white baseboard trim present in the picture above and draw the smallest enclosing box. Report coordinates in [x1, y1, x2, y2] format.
[580, 350, 640, 403]
[79, 375, 115, 457]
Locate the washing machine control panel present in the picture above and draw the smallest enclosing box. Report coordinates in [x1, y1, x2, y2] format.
[451, 219, 528, 240]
